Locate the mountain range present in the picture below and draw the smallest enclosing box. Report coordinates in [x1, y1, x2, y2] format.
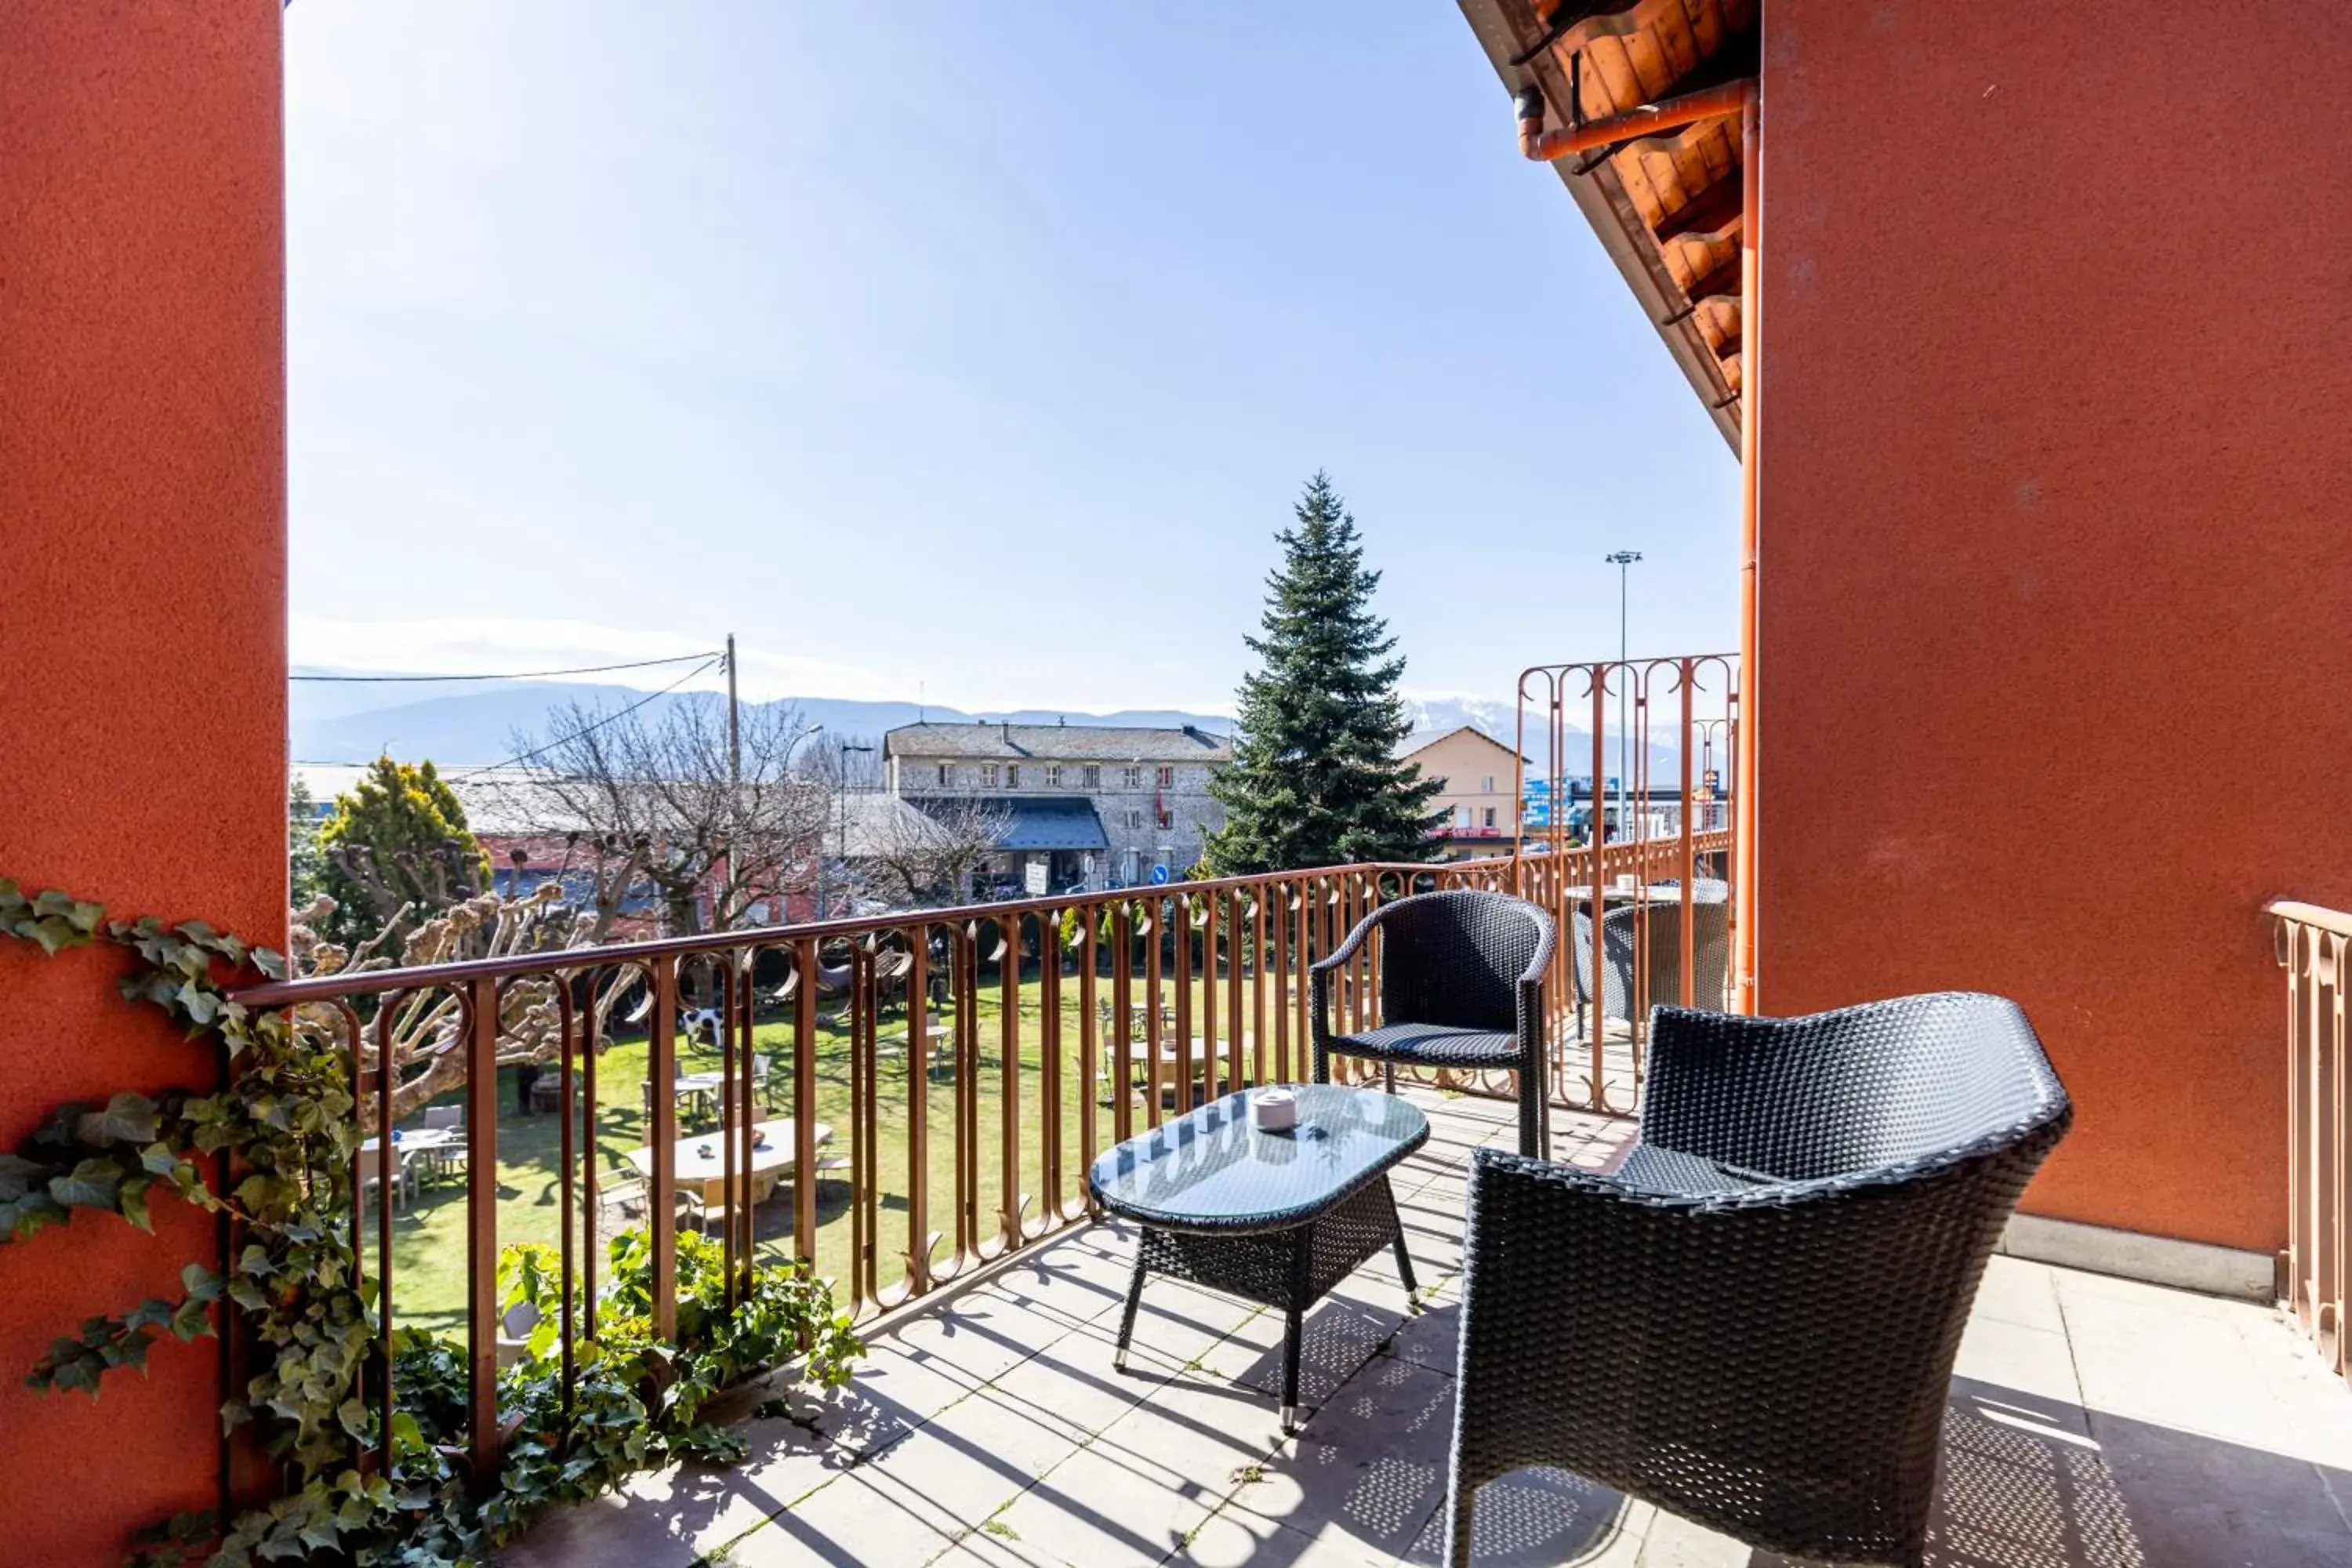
[288, 671, 1657, 778]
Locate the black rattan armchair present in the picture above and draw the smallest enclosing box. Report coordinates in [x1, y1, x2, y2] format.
[1443, 992, 2072, 1567]
[1310, 891, 1555, 1157]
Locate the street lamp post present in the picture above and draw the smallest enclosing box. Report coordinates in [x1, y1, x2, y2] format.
[1603, 550, 1642, 844]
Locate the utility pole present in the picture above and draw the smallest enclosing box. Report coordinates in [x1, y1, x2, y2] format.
[721, 633, 742, 928]
[1604, 552, 1642, 844]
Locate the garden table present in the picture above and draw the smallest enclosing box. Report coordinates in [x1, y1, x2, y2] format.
[626, 1118, 832, 1209]
[1087, 1083, 1426, 1432]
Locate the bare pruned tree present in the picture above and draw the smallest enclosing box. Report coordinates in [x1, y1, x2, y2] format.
[289, 885, 616, 1125]
[846, 792, 1014, 911]
[488, 695, 830, 935]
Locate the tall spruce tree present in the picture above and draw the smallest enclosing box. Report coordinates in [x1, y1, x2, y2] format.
[1203, 473, 1444, 874]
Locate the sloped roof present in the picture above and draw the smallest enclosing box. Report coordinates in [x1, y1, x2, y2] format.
[885, 722, 1231, 764]
[1396, 724, 1530, 765]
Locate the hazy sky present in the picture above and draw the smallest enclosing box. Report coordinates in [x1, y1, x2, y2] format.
[285, 2, 1737, 714]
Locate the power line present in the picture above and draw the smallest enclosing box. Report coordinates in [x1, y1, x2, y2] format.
[448, 656, 722, 782]
[290, 651, 724, 684]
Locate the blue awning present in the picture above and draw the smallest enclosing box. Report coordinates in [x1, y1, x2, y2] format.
[916, 794, 1109, 852]
[993, 797, 1109, 852]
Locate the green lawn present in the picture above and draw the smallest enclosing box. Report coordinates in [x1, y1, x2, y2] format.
[376, 969, 1312, 1332]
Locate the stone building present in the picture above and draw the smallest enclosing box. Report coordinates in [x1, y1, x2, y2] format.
[883, 721, 1232, 893]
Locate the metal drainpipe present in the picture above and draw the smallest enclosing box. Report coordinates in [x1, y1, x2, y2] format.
[1513, 78, 1755, 163]
[1733, 82, 1761, 1012]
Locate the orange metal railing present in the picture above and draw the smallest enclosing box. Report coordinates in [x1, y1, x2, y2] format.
[224, 690, 1739, 1485]
[1515, 652, 1744, 1112]
[2274, 898, 2352, 1387]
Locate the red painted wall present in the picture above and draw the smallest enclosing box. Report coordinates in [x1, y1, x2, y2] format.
[1756, 3, 2352, 1253]
[0, 3, 285, 1563]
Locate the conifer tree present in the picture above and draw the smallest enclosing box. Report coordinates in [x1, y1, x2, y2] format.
[317, 756, 491, 950]
[1203, 473, 1443, 874]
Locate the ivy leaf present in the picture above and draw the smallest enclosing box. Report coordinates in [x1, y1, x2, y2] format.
[2, 1190, 69, 1242]
[335, 1397, 371, 1439]
[0, 1152, 45, 1202]
[182, 1261, 223, 1301]
[49, 1157, 122, 1211]
[77, 1091, 160, 1146]
[112, 1328, 157, 1374]
[10, 889, 106, 953]
[118, 1173, 155, 1232]
[171, 1294, 216, 1341]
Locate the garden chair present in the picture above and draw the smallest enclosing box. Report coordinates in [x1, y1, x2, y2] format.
[422, 1103, 466, 1180]
[494, 1301, 540, 1370]
[357, 1142, 419, 1213]
[1443, 992, 2072, 1566]
[1311, 890, 1555, 1157]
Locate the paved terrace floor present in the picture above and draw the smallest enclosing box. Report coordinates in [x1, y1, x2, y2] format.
[505, 1091, 2352, 1568]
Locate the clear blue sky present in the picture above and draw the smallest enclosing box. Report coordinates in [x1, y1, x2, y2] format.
[286, 1, 1737, 714]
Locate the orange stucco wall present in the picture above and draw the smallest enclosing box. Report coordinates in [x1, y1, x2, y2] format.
[1755, 3, 2352, 1254]
[0, 3, 285, 1563]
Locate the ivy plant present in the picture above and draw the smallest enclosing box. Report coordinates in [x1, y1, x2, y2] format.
[0, 879, 861, 1567]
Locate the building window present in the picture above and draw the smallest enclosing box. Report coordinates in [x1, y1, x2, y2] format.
[1046, 764, 1063, 787]
[981, 763, 1000, 788]
[1156, 804, 1174, 831]
[1083, 764, 1101, 789]
[1126, 808, 1144, 829]
[1483, 806, 1497, 829]
[1156, 765, 1174, 789]
[1123, 765, 1143, 789]
[1482, 775, 1495, 793]
[1455, 806, 1472, 830]
[935, 762, 951, 788]
[1006, 764, 1020, 788]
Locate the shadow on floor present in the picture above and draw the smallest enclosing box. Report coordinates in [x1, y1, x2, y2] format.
[1744, 1374, 2352, 1568]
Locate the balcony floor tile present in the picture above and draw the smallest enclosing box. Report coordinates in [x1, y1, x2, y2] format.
[496, 1089, 2352, 1568]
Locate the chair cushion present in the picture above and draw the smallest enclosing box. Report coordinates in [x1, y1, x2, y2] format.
[1612, 1142, 1777, 1198]
[1327, 1022, 1521, 1068]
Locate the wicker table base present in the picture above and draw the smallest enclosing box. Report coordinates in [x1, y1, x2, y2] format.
[1112, 1176, 1417, 1432]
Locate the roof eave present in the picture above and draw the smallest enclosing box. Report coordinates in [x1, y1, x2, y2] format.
[1454, 0, 1741, 452]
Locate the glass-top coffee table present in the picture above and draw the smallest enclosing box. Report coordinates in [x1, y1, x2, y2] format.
[1086, 1083, 1429, 1432]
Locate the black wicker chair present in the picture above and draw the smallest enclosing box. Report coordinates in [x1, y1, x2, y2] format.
[1642, 878, 1733, 1014]
[1443, 992, 2072, 1567]
[1568, 900, 1647, 1022]
[1310, 891, 1555, 1157]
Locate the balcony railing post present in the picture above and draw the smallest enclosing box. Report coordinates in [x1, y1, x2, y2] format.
[1232, 888, 1251, 1100]
[1145, 900, 1164, 1127]
[648, 955, 679, 1340]
[1251, 889, 1269, 1087]
[464, 974, 503, 1485]
[554, 978, 576, 1421]
[1199, 894, 1218, 1099]
[997, 916, 1022, 1250]
[852, 941, 880, 1309]
[904, 924, 933, 1295]
[1040, 910, 1064, 1224]
[1078, 907, 1100, 1218]
[955, 922, 978, 1265]
[1111, 905, 1134, 1145]
[719, 959, 739, 1309]
[793, 937, 818, 1267]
